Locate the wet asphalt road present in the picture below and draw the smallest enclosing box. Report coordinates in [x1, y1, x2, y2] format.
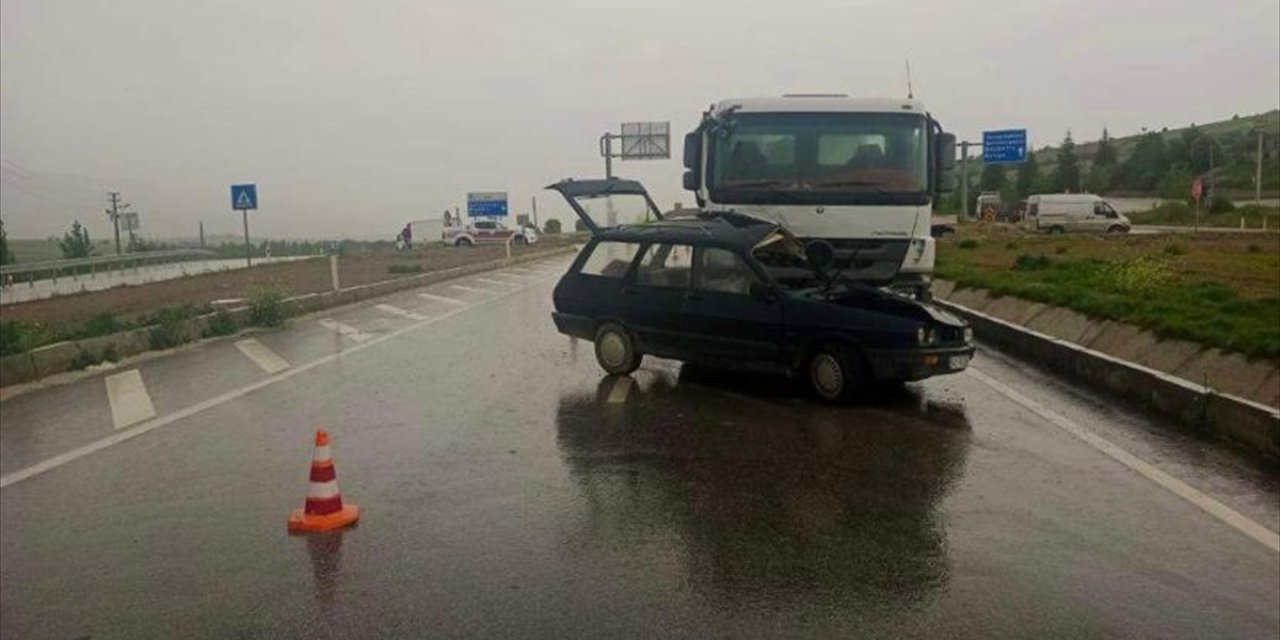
[1, 257, 1277, 639]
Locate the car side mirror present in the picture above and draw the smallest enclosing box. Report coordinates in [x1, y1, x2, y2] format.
[683, 170, 699, 191]
[936, 132, 957, 193]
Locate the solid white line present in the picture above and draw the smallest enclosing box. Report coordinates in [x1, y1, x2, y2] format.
[317, 318, 372, 342]
[235, 338, 290, 374]
[418, 292, 468, 306]
[490, 272, 531, 281]
[104, 370, 156, 430]
[968, 367, 1280, 553]
[607, 376, 633, 404]
[449, 285, 495, 295]
[509, 268, 534, 273]
[374, 303, 427, 321]
[475, 277, 518, 288]
[0, 271, 557, 489]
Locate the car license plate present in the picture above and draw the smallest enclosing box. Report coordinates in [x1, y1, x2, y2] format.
[949, 355, 970, 370]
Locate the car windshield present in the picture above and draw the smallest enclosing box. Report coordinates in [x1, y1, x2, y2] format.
[709, 112, 929, 195]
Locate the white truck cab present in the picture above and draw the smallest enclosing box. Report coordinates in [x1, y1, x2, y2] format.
[682, 95, 957, 300]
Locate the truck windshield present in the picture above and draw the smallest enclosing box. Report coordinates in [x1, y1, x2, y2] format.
[709, 112, 929, 205]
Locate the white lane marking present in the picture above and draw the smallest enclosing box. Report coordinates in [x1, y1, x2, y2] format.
[418, 292, 468, 306]
[969, 367, 1280, 553]
[104, 370, 156, 430]
[510, 267, 534, 273]
[317, 318, 372, 342]
[490, 272, 531, 281]
[476, 277, 518, 288]
[235, 338, 290, 374]
[375, 304, 427, 321]
[449, 285, 495, 295]
[606, 376, 633, 404]
[0, 270, 561, 489]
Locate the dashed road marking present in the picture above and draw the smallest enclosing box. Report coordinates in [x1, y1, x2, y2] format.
[375, 303, 427, 321]
[476, 277, 517, 288]
[0, 269, 560, 489]
[235, 338, 290, 374]
[606, 376, 633, 404]
[450, 285, 495, 295]
[104, 370, 156, 430]
[969, 367, 1280, 553]
[317, 318, 372, 342]
[418, 292, 468, 306]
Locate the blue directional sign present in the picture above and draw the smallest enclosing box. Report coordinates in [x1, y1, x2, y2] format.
[982, 129, 1028, 164]
[231, 184, 258, 211]
[467, 191, 508, 217]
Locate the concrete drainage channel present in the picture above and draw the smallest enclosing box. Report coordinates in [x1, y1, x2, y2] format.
[0, 247, 577, 390]
[935, 298, 1280, 460]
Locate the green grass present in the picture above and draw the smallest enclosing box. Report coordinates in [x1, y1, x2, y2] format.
[1128, 203, 1280, 229]
[937, 231, 1280, 360]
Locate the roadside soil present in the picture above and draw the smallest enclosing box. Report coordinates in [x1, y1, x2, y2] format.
[1, 240, 573, 332]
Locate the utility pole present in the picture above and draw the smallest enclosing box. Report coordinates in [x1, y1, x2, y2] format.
[199, 221, 206, 248]
[531, 196, 539, 229]
[1209, 143, 1216, 211]
[1256, 131, 1265, 207]
[959, 141, 969, 218]
[105, 192, 130, 255]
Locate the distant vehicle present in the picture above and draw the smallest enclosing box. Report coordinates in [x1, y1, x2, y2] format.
[443, 219, 538, 247]
[1025, 194, 1130, 234]
[547, 177, 974, 402]
[681, 95, 959, 302]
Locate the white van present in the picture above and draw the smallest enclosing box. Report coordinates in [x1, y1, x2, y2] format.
[1025, 194, 1130, 234]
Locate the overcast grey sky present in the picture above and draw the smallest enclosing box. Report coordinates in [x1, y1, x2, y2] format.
[2, 0, 1278, 240]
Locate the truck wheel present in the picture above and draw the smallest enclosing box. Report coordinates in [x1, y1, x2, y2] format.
[594, 323, 641, 376]
[1049, 226, 1065, 235]
[513, 236, 527, 245]
[457, 237, 473, 247]
[808, 343, 866, 403]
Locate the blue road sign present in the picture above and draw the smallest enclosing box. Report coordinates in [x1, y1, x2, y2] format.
[467, 191, 508, 217]
[982, 130, 1028, 164]
[231, 184, 258, 211]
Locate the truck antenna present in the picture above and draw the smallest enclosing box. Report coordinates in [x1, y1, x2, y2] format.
[905, 59, 914, 99]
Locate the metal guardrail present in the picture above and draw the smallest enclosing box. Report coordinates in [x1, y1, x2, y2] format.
[0, 249, 217, 282]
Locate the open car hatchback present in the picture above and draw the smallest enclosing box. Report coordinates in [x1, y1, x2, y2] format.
[546, 177, 975, 402]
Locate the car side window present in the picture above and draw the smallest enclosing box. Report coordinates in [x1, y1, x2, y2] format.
[694, 247, 758, 295]
[636, 243, 693, 289]
[579, 241, 640, 278]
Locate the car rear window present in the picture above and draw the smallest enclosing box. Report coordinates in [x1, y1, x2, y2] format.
[580, 241, 640, 278]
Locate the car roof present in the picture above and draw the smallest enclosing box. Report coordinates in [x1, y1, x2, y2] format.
[594, 212, 778, 250]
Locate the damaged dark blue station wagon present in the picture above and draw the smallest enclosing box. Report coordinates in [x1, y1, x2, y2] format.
[547, 178, 974, 402]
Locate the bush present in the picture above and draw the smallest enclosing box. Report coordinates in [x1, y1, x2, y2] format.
[148, 306, 195, 350]
[1163, 242, 1187, 256]
[958, 239, 980, 250]
[1248, 244, 1262, 254]
[204, 310, 239, 337]
[388, 264, 423, 274]
[77, 313, 126, 339]
[0, 320, 56, 357]
[1012, 254, 1052, 271]
[1208, 194, 1235, 214]
[543, 219, 562, 234]
[71, 345, 118, 370]
[248, 283, 293, 328]
[1105, 255, 1173, 295]
[1055, 246, 1068, 255]
[1004, 242, 1016, 250]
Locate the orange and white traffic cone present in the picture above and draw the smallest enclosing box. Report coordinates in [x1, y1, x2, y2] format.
[288, 429, 360, 533]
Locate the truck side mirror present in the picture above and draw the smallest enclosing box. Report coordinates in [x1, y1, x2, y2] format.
[682, 171, 699, 191]
[936, 132, 957, 193]
[683, 132, 701, 170]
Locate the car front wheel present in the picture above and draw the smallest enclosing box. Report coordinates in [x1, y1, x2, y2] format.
[594, 323, 641, 375]
[808, 343, 866, 403]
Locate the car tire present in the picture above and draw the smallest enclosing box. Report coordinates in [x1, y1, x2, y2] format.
[513, 236, 526, 245]
[1049, 226, 1065, 235]
[807, 343, 866, 403]
[594, 323, 641, 376]
[457, 237, 473, 247]
[1108, 225, 1126, 234]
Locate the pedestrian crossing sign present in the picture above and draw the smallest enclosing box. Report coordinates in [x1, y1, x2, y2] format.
[231, 184, 258, 211]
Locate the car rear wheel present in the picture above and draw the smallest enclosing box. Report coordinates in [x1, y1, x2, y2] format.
[457, 237, 473, 247]
[1049, 226, 1065, 235]
[1108, 225, 1127, 234]
[513, 235, 527, 245]
[808, 343, 866, 403]
[594, 323, 641, 375]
